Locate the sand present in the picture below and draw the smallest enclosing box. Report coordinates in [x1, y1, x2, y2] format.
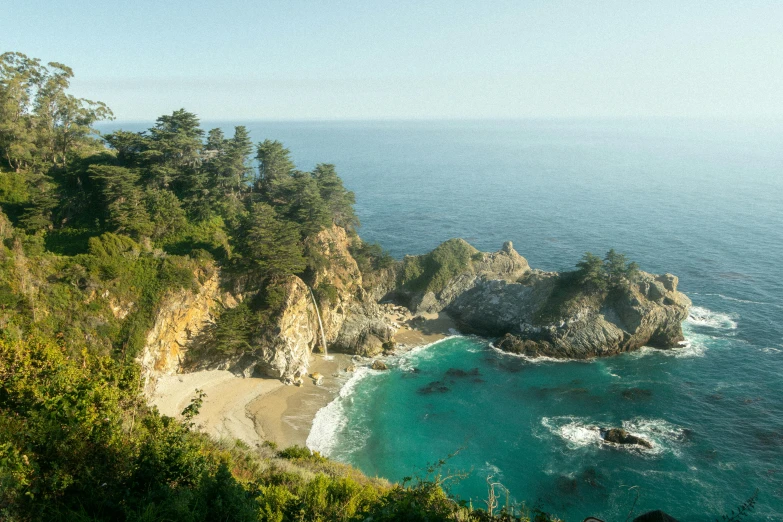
[149, 312, 455, 450]
[247, 353, 352, 448]
[150, 369, 283, 447]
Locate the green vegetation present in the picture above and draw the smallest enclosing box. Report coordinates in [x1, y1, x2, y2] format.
[535, 249, 641, 323]
[0, 335, 561, 521]
[349, 239, 394, 275]
[575, 249, 639, 292]
[400, 238, 479, 294]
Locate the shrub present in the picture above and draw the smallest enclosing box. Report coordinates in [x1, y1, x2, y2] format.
[400, 238, 478, 294]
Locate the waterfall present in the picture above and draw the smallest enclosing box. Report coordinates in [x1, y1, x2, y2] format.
[308, 287, 332, 360]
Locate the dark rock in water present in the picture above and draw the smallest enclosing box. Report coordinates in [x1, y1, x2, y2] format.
[677, 428, 694, 442]
[600, 428, 653, 449]
[472, 377, 485, 383]
[580, 467, 605, 489]
[371, 360, 389, 371]
[753, 429, 783, 448]
[633, 510, 680, 522]
[382, 340, 397, 355]
[418, 380, 450, 394]
[622, 387, 653, 401]
[554, 475, 578, 494]
[445, 367, 481, 378]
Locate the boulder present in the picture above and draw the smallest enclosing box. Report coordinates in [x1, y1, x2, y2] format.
[600, 428, 653, 449]
[371, 360, 388, 371]
[334, 302, 398, 356]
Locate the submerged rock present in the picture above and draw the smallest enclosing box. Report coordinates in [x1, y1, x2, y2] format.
[418, 381, 450, 394]
[445, 367, 481, 378]
[600, 428, 653, 449]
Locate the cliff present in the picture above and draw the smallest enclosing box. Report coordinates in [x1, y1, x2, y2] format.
[140, 225, 400, 386]
[137, 268, 236, 394]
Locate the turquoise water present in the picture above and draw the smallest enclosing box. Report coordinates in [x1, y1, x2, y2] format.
[101, 119, 783, 519]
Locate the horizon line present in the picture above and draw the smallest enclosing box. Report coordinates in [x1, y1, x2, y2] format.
[97, 115, 783, 125]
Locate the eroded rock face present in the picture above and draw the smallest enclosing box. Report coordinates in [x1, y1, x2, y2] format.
[334, 301, 397, 356]
[306, 225, 363, 342]
[138, 268, 228, 395]
[204, 226, 399, 382]
[238, 274, 319, 382]
[393, 239, 690, 360]
[401, 240, 531, 314]
[490, 271, 691, 359]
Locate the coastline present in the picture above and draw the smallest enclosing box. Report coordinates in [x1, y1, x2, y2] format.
[150, 312, 457, 450]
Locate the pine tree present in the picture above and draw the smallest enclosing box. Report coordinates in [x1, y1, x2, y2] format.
[241, 202, 306, 278]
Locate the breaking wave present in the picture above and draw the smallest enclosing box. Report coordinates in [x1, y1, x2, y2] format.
[540, 416, 687, 456]
[306, 336, 458, 456]
[687, 306, 738, 330]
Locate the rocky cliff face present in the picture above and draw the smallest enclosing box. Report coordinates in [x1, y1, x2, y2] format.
[490, 272, 691, 358]
[146, 225, 400, 385]
[138, 268, 232, 394]
[395, 239, 530, 314]
[239, 274, 320, 382]
[140, 233, 690, 386]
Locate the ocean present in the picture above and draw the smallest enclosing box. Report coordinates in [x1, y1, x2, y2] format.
[101, 119, 783, 520]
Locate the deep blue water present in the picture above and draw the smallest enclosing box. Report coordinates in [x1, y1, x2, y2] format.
[102, 119, 783, 520]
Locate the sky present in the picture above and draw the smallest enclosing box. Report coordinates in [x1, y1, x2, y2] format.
[3, 0, 782, 121]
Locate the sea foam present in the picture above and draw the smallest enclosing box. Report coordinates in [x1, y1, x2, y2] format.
[540, 416, 686, 456]
[306, 366, 375, 456]
[687, 306, 738, 330]
[306, 336, 457, 456]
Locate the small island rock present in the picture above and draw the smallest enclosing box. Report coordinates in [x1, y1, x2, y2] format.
[600, 428, 653, 449]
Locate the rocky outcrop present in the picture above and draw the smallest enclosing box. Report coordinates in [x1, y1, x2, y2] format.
[390, 239, 690, 360]
[490, 272, 691, 358]
[192, 226, 399, 382]
[138, 268, 231, 394]
[395, 239, 530, 314]
[306, 225, 363, 342]
[242, 275, 320, 382]
[333, 301, 397, 356]
[600, 428, 653, 449]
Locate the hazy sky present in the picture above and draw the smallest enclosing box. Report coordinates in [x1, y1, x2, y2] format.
[4, 1, 782, 120]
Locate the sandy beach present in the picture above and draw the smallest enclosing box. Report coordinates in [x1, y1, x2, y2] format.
[149, 312, 455, 450]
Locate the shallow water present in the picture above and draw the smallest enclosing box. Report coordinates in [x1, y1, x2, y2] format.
[101, 119, 783, 519]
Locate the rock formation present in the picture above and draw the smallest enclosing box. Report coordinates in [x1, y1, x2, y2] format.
[393, 239, 690, 359]
[137, 268, 232, 394]
[487, 271, 691, 358]
[141, 225, 401, 386]
[600, 428, 653, 449]
[140, 233, 690, 387]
